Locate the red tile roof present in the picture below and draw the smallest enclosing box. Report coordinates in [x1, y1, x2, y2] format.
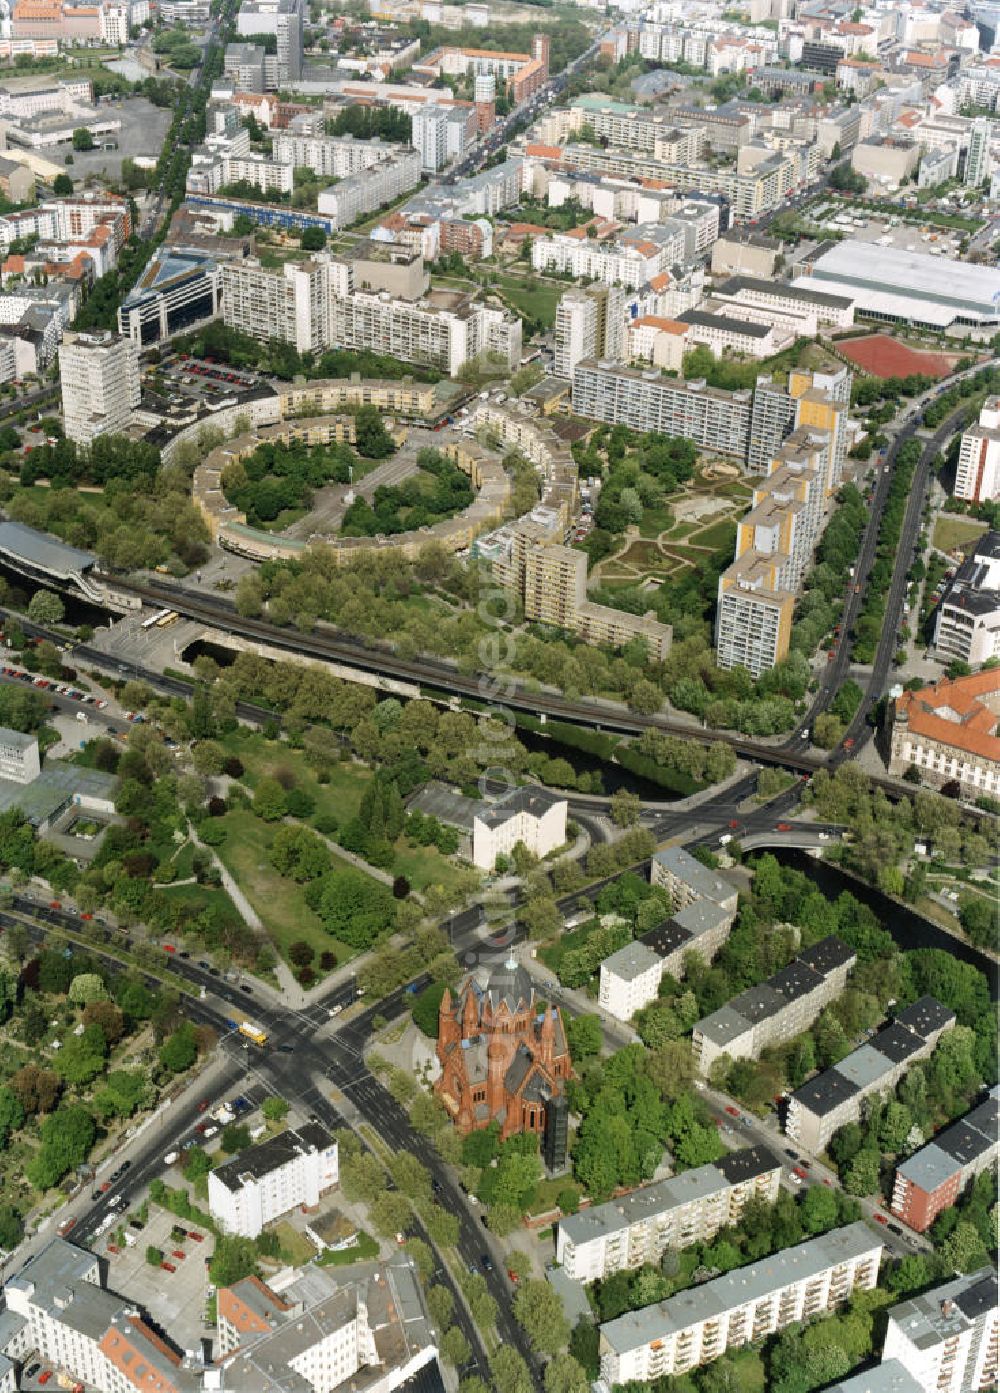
[897, 671, 1000, 763]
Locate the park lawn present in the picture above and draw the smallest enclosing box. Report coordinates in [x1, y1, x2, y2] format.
[169, 840, 197, 880]
[212, 808, 356, 966]
[636, 504, 675, 538]
[220, 730, 372, 827]
[690, 519, 737, 551]
[494, 275, 563, 328]
[391, 840, 477, 895]
[317, 1230, 379, 1266]
[155, 881, 242, 924]
[727, 1350, 766, 1391]
[270, 1220, 317, 1266]
[933, 513, 987, 555]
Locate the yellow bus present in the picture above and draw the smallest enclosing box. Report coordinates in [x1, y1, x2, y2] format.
[238, 1020, 268, 1047]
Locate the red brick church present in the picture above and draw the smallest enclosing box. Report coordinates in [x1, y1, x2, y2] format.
[435, 953, 573, 1151]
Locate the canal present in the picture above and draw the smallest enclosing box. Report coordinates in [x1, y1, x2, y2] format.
[775, 848, 998, 998]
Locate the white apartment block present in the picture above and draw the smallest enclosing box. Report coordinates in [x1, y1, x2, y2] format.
[692, 936, 857, 1076]
[0, 727, 39, 785]
[187, 150, 293, 197]
[786, 997, 957, 1154]
[555, 289, 599, 381]
[329, 290, 521, 375]
[600, 1223, 883, 1384]
[317, 149, 422, 228]
[471, 785, 566, 870]
[599, 897, 735, 1023]
[556, 1147, 781, 1283]
[58, 330, 140, 445]
[572, 361, 752, 458]
[599, 940, 663, 1022]
[411, 104, 470, 172]
[208, 1123, 339, 1238]
[650, 846, 739, 916]
[954, 397, 1000, 504]
[272, 132, 406, 180]
[222, 258, 346, 354]
[882, 1269, 999, 1393]
[532, 224, 684, 291]
[933, 530, 1000, 667]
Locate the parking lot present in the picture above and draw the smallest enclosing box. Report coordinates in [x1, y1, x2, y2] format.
[143, 354, 263, 408]
[101, 1205, 215, 1352]
[799, 198, 977, 259]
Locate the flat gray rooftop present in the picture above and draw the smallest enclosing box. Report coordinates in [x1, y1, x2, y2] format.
[0, 519, 95, 577]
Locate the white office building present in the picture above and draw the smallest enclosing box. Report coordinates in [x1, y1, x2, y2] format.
[471, 785, 566, 870]
[556, 1147, 781, 1283]
[599, 1223, 883, 1383]
[58, 330, 140, 445]
[882, 1269, 999, 1393]
[934, 530, 1000, 666]
[222, 258, 348, 354]
[329, 289, 521, 375]
[208, 1124, 339, 1238]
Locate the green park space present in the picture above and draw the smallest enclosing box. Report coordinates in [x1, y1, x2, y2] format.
[932, 513, 987, 555]
[219, 729, 373, 827]
[212, 808, 358, 967]
[493, 274, 564, 330]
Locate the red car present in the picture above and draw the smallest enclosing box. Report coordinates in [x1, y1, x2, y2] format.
[188, 1231, 204, 1242]
[81, 912, 93, 921]
[163, 943, 176, 953]
[172, 1249, 186, 1260]
[197, 1100, 209, 1112]
[724, 1105, 740, 1118]
[57, 1218, 76, 1236]
[776, 822, 792, 832]
[728, 818, 739, 829]
[161, 1261, 176, 1273]
[38, 1373, 52, 1386]
[100, 1181, 111, 1193]
[874, 1213, 887, 1225]
[49, 900, 61, 910]
[712, 1116, 723, 1127]
[793, 1166, 808, 1180]
[843, 737, 855, 750]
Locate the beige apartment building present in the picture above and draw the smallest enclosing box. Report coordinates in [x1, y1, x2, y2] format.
[692, 936, 857, 1075]
[556, 1146, 781, 1283]
[523, 543, 672, 659]
[651, 846, 739, 915]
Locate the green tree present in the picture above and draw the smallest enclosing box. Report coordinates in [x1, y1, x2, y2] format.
[427, 1284, 454, 1329]
[0, 1203, 23, 1249]
[0, 1085, 25, 1146]
[565, 1014, 602, 1060]
[221, 1123, 252, 1153]
[159, 1022, 198, 1074]
[146, 1245, 164, 1266]
[512, 1279, 569, 1355]
[54, 1023, 107, 1086]
[72, 127, 95, 150]
[53, 173, 73, 195]
[27, 589, 65, 625]
[68, 972, 107, 1006]
[300, 226, 327, 251]
[491, 1348, 534, 1393]
[544, 1354, 590, 1393]
[844, 1149, 880, 1196]
[27, 1104, 95, 1190]
[261, 1096, 290, 1122]
[209, 1234, 259, 1285]
[440, 1327, 471, 1368]
[940, 1219, 989, 1273]
[800, 1183, 839, 1234]
[253, 777, 287, 821]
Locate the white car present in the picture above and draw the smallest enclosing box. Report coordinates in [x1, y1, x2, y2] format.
[789, 1171, 802, 1185]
